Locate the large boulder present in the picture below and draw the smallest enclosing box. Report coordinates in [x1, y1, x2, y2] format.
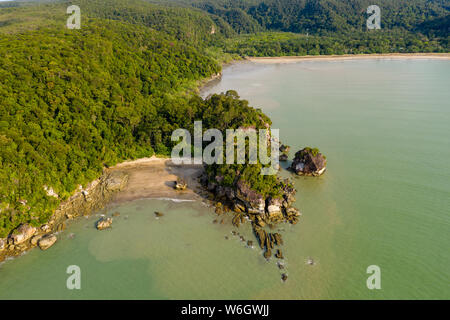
[38, 234, 57, 250]
[9, 224, 37, 245]
[96, 217, 113, 230]
[290, 147, 327, 176]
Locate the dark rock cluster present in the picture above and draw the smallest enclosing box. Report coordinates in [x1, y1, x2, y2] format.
[290, 147, 327, 176]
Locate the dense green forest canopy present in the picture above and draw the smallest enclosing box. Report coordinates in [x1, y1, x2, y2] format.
[0, 0, 271, 237]
[163, 0, 450, 35]
[159, 0, 449, 54]
[0, 0, 448, 238]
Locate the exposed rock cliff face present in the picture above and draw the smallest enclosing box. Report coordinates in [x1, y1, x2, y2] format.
[0, 170, 128, 262]
[290, 147, 327, 176]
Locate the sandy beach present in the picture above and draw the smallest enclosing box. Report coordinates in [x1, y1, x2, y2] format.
[248, 53, 450, 63]
[109, 156, 205, 203]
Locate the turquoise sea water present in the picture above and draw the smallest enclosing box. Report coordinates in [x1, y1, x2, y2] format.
[1, 59, 449, 299]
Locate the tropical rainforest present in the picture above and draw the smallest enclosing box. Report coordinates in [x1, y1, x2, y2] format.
[0, 0, 448, 237]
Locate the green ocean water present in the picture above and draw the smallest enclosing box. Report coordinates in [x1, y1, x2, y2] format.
[1, 59, 449, 299]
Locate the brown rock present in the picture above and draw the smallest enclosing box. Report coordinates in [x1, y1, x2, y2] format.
[96, 217, 112, 230]
[57, 222, 66, 232]
[31, 234, 43, 246]
[275, 249, 284, 259]
[263, 248, 272, 259]
[38, 234, 57, 250]
[9, 224, 37, 245]
[174, 177, 187, 190]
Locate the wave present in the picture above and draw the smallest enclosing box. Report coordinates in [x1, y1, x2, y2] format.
[152, 197, 196, 203]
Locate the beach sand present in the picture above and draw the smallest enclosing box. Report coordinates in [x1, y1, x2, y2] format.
[248, 53, 450, 63]
[110, 156, 205, 203]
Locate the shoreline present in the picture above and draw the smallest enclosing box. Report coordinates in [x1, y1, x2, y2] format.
[199, 52, 450, 93]
[3, 51, 447, 263]
[0, 156, 204, 262]
[109, 156, 204, 204]
[247, 53, 450, 63]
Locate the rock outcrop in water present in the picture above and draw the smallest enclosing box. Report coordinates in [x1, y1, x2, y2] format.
[0, 170, 128, 262]
[96, 217, 113, 230]
[38, 234, 57, 250]
[290, 147, 327, 176]
[202, 168, 300, 263]
[279, 144, 290, 162]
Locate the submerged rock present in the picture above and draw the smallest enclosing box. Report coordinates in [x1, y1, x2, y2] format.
[154, 211, 164, 217]
[112, 212, 121, 217]
[263, 248, 272, 259]
[9, 224, 37, 245]
[275, 249, 284, 259]
[38, 234, 57, 250]
[281, 274, 288, 282]
[96, 217, 112, 230]
[272, 233, 283, 246]
[290, 147, 327, 176]
[57, 222, 66, 232]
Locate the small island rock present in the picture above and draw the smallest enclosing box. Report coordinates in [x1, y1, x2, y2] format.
[290, 147, 327, 176]
[96, 217, 112, 230]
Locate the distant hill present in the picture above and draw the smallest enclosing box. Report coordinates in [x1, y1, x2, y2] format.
[162, 0, 450, 36]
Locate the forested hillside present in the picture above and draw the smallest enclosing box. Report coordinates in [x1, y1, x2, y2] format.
[0, 1, 261, 238]
[167, 0, 450, 35]
[163, 0, 449, 54]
